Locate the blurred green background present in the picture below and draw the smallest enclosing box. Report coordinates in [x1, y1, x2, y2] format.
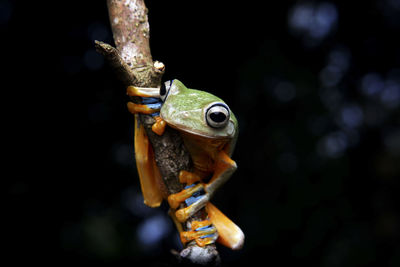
[4, 0, 400, 266]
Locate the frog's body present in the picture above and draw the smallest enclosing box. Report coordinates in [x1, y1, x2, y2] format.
[181, 132, 229, 176]
[127, 80, 244, 250]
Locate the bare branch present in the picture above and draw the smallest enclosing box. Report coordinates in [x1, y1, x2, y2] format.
[95, 40, 138, 86]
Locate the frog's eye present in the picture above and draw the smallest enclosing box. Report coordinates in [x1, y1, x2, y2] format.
[205, 103, 230, 128]
[160, 80, 172, 102]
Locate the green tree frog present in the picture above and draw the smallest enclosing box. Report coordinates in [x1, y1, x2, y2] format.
[126, 79, 244, 250]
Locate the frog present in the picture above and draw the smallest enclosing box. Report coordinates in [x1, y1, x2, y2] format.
[126, 79, 244, 250]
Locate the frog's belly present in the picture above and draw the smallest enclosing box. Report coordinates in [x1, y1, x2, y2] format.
[192, 154, 214, 174]
[181, 132, 230, 180]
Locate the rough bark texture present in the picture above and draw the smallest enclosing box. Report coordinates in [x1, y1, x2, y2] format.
[95, 0, 220, 265]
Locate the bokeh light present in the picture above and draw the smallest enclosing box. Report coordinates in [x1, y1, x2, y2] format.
[288, 2, 338, 46]
[136, 214, 172, 249]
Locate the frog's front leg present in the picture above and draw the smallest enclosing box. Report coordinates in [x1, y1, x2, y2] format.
[205, 150, 237, 199]
[126, 85, 167, 136]
[170, 150, 237, 222]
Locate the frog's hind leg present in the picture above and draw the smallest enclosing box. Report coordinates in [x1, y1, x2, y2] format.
[169, 150, 237, 223]
[134, 114, 163, 208]
[206, 202, 244, 250]
[168, 182, 210, 223]
[168, 152, 239, 247]
[205, 150, 237, 199]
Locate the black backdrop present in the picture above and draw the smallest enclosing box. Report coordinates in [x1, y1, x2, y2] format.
[4, 0, 400, 266]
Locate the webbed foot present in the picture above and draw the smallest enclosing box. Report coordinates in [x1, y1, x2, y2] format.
[168, 170, 221, 247]
[167, 183, 205, 210]
[180, 219, 218, 247]
[175, 192, 209, 222]
[127, 85, 166, 135]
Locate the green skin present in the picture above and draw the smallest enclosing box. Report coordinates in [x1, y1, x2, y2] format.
[160, 80, 238, 151]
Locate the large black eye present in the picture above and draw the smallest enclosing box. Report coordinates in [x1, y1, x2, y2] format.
[206, 103, 230, 128]
[160, 80, 172, 102]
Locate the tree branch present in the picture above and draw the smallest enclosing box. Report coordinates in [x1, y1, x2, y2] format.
[96, 0, 220, 265]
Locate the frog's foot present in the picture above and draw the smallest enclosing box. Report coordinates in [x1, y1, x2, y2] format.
[126, 86, 161, 115]
[168, 183, 210, 223]
[170, 206, 218, 247]
[127, 86, 166, 135]
[152, 116, 167, 136]
[167, 183, 204, 209]
[180, 219, 218, 247]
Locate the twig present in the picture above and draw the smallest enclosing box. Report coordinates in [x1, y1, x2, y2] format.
[96, 0, 220, 265]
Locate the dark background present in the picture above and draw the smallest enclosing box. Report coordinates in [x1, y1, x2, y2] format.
[4, 0, 400, 266]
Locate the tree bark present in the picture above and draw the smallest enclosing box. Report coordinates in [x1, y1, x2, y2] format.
[95, 0, 220, 265]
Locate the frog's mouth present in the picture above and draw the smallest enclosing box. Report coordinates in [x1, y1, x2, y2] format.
[162, 117, 236, 140]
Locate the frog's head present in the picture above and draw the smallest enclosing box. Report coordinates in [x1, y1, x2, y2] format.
[159, 80, 237, 139]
